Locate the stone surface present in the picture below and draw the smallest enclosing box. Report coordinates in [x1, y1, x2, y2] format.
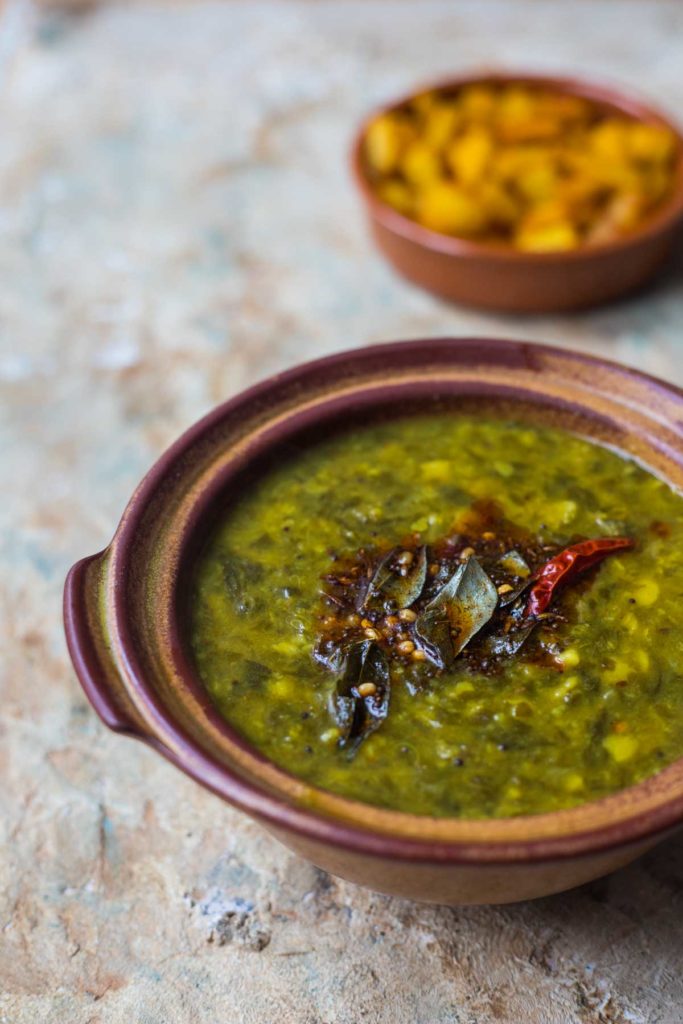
[2, 1, 683, 1021]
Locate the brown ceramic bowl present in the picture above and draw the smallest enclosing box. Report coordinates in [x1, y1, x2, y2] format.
[351, 73, 683, 311]
[64, 338, 683, 904]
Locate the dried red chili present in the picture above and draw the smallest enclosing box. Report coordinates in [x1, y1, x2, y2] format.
[525, 537, 635, 617]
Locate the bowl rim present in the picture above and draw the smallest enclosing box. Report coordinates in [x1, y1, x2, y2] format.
[350, 70, 683, 262]
[65, 337, 683, 865]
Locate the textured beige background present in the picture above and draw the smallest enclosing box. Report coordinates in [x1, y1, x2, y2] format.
[3, 2, 683, 1022]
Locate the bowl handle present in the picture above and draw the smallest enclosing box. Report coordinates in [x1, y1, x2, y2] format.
[63, 552, 147, 737]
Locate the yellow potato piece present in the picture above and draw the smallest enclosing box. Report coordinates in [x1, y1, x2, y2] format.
[515, 219, 579, 252]
[364, 114, 414, 175]
[376, 180, 414, 216]
[422, 102, 461, 150]
[590, 119, 629, 160]
[401, 141, 443, 186]
[515, 162, 559, 202]
[459, 84, 497, 120]
[628, 122, 677, 163]
[410, 90, 439, 117]
[446, 126, 493, 185]
[475, 181, 519, 226]
[603, 734, 639, 763]
[418, 182, 487, 236]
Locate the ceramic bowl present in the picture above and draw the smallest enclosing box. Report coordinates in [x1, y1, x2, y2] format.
[64, 338, 683, 904]
[351, 74, 683, 312]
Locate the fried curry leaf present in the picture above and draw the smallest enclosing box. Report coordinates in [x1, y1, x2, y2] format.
[416, 557, 499, 668]
[482, 619, 537, 658]
[362, 546, 428, 612]
[222, 553, 264, 615]
[330, 640, 390, 752]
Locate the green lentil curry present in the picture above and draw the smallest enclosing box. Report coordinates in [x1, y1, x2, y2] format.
[190, 413, 683, 819]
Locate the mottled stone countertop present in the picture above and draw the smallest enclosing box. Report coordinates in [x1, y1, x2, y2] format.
[3, 2, 683, 1021]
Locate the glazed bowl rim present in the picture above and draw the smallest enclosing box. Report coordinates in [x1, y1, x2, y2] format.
[350, 69, 683, 262]
[65, 337, 683, 865]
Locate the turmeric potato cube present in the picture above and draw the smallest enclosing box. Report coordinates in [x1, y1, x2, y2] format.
[376, 180, 414, 216]
[590, 119, 629, 161]
[446, 126, 493, 185]
[515, 162, 559, 202]
[418, 183, 488, 236]
[364, 114, 414, 175]
[423, 102, 461, 150]
[515, 218, 579, 252]
[627, 122, 677, 164]
[475, 181, 520, 227]
[401, 141, 443, 186]
[459, 84, 497, 120]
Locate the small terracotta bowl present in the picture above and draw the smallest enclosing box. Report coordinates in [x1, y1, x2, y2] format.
[64, 339, 683, 904]
[351, 74, 683, 311]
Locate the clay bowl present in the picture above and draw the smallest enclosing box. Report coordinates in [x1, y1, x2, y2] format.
[64, 338, 683, 904]
[351, 73, 683, 312]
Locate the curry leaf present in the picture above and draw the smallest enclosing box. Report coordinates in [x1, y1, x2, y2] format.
[482, 620, 537, 658]
[330, 640, 390, 752]
[416, 557, 498, 668]
[363, 546, 428, 612]
[360, 548, 397, 611]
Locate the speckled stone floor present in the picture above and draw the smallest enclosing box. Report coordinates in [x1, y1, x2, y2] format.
[2, 2, 683, 1021]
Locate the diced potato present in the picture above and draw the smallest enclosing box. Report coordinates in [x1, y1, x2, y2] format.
[603, 734, 639, 763]
[446, 126, 494, 185]
[410, 90, 438, 117]
[421, 459, 452, 482]
[590, 119, 629, 161]
[459, 84, 497, 120]
[563, 772, 585, 793]
[515, 219, 579, 252]
[475, 181, 519, 226]
[417, 182, 488, 236]
[422, 102, 461, 149]
[497, 85, 535, 123]
[401, 141, 443, 186]
[498, 115, 562, 144]
[515, 162, 559, 202]
[632, 579, 659, 606]
[557, 647, 580, 669]
[601, 658, 632, 684]
[627, 122, 677, 163]
[364, 114, 414, 175]
[376, 179, 414, 215]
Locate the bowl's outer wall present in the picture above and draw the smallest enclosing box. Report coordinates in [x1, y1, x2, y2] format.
[353, 73, 683, 311]
[265, 824, 667, 904]
[370, 217, 682, 312]
[64, 337, 683, 904]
